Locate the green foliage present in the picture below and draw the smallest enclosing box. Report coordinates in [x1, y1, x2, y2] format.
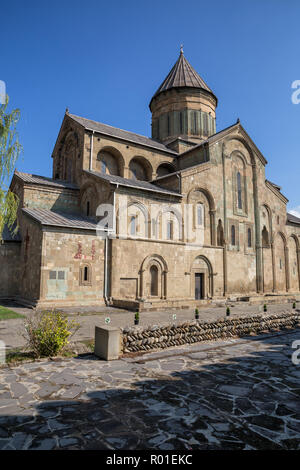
[226, 307, 231, 316]
[263, 304, 267, 312]
[0, 95, 22, 240]
[195, 308, 199, 318]
[24, 310, 80, 358]
[135, 311, 140, 321]
[0, 305, 25, 320]
[293, 302, 296, 309]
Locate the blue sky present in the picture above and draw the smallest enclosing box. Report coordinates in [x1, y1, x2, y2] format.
[1, 0, 300, 214]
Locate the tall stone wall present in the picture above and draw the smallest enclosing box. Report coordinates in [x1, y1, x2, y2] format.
[0, 243, 21, 298]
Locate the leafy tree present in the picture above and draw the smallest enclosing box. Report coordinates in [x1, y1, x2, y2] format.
[0, 95, 22, 240]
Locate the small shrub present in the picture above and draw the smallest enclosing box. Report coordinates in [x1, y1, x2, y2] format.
[195, 308, 199, 319]
[23, 310, 80, 358]
[135, 311, 140, 321]
[226, 307, 230, 316]
[263, 304, 267, 312]
[293, 302, 296, 309]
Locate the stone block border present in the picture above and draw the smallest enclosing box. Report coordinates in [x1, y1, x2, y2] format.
[122, 312, 300, 353]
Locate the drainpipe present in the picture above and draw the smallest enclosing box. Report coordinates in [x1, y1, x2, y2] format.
[89, 131, 94, 171]
[104, 184, 118, 306]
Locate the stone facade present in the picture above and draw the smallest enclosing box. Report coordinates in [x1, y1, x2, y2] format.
[1, 51, 300, 309]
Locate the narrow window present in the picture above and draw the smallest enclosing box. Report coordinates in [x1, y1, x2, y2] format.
[217, 219, 224, 246]
[167, 220, 173, 240]
[167, 115, 170, 135]
[130, 216, 136, 236]
[150, 265, 159, 296]
[101, 160, 107, 174]
[180, 112, 183, 133]
[87, 201, 90, 216]
[84, 266, 88, 282]
[231, 225, 236, 246]
[197, 203, 204, 226]
[49, 271, 57, 280]
[280, 259, 282, 270]
[248, 228, 252, 247]
[237, 172, 242, 209]
[194, 112, 197, 134]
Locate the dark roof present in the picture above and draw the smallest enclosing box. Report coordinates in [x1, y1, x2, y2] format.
[68, 113, 177, 155]
[150, 51, 217, 106]
[22, 208, 98, 230]
[15, 171, 79, 190]
[84, 169, 181, 197]
[287, 212, 300, 225]
[1, 223, 21, 242]
[266, 179, 281, 191]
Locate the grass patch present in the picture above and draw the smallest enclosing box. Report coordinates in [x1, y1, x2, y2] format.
[0, 305, 25, 320]
[5, 348, 36, 365]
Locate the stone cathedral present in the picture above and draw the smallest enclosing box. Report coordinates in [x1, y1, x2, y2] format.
[1, 50, 300, 310]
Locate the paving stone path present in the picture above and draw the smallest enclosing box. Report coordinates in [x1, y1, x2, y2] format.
[0, 330, 299, 450]
[1, 300, 299, 349]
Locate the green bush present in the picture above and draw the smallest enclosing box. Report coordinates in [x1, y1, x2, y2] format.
[24, 310, 80, 358]
[135, 311, 140, 321]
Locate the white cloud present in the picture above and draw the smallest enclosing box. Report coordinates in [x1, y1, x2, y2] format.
[289, 206, 300, 218]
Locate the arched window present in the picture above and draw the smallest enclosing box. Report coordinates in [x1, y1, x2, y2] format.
[197, 203, 204, 226]
[167, 220, 173, 240]
[237, 172, 242, 209]
[150, 265, 159, 296]
[231, 225, 236, 246]
[80, 265, 91, 285]
[130, 216, 136, 236]
[86, 201, 90, 216]
[248, 228, 252, 247]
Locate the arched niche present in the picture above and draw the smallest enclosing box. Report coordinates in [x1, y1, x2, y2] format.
[129, 156, 153, 181]
[80, 183, 99, 216]
[139, 254, 168, 299]
[288, 235, 300, 292]
[96, 146, 124, 176]
[190, 255, 214, 299]
[274, 232, 287, 292]
[156, 162, 175, 178]
[187, 187, 216, 245]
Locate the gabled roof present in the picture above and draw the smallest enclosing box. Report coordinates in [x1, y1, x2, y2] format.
[22, 208, 98, 230]
[287, 212, 300, 225]
[84, 169, 181, 197]
[150, 50, 217, 106]
[14, 171, 79, 190]
[68, 113, 177, 155]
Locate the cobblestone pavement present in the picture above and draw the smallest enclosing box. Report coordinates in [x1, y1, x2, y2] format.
[0, 330, 299, 450]
[1, 300, 299, 349]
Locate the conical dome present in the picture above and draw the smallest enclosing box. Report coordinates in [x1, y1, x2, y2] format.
[150, 49, 217, 107]
[150, 50, 218, 148]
